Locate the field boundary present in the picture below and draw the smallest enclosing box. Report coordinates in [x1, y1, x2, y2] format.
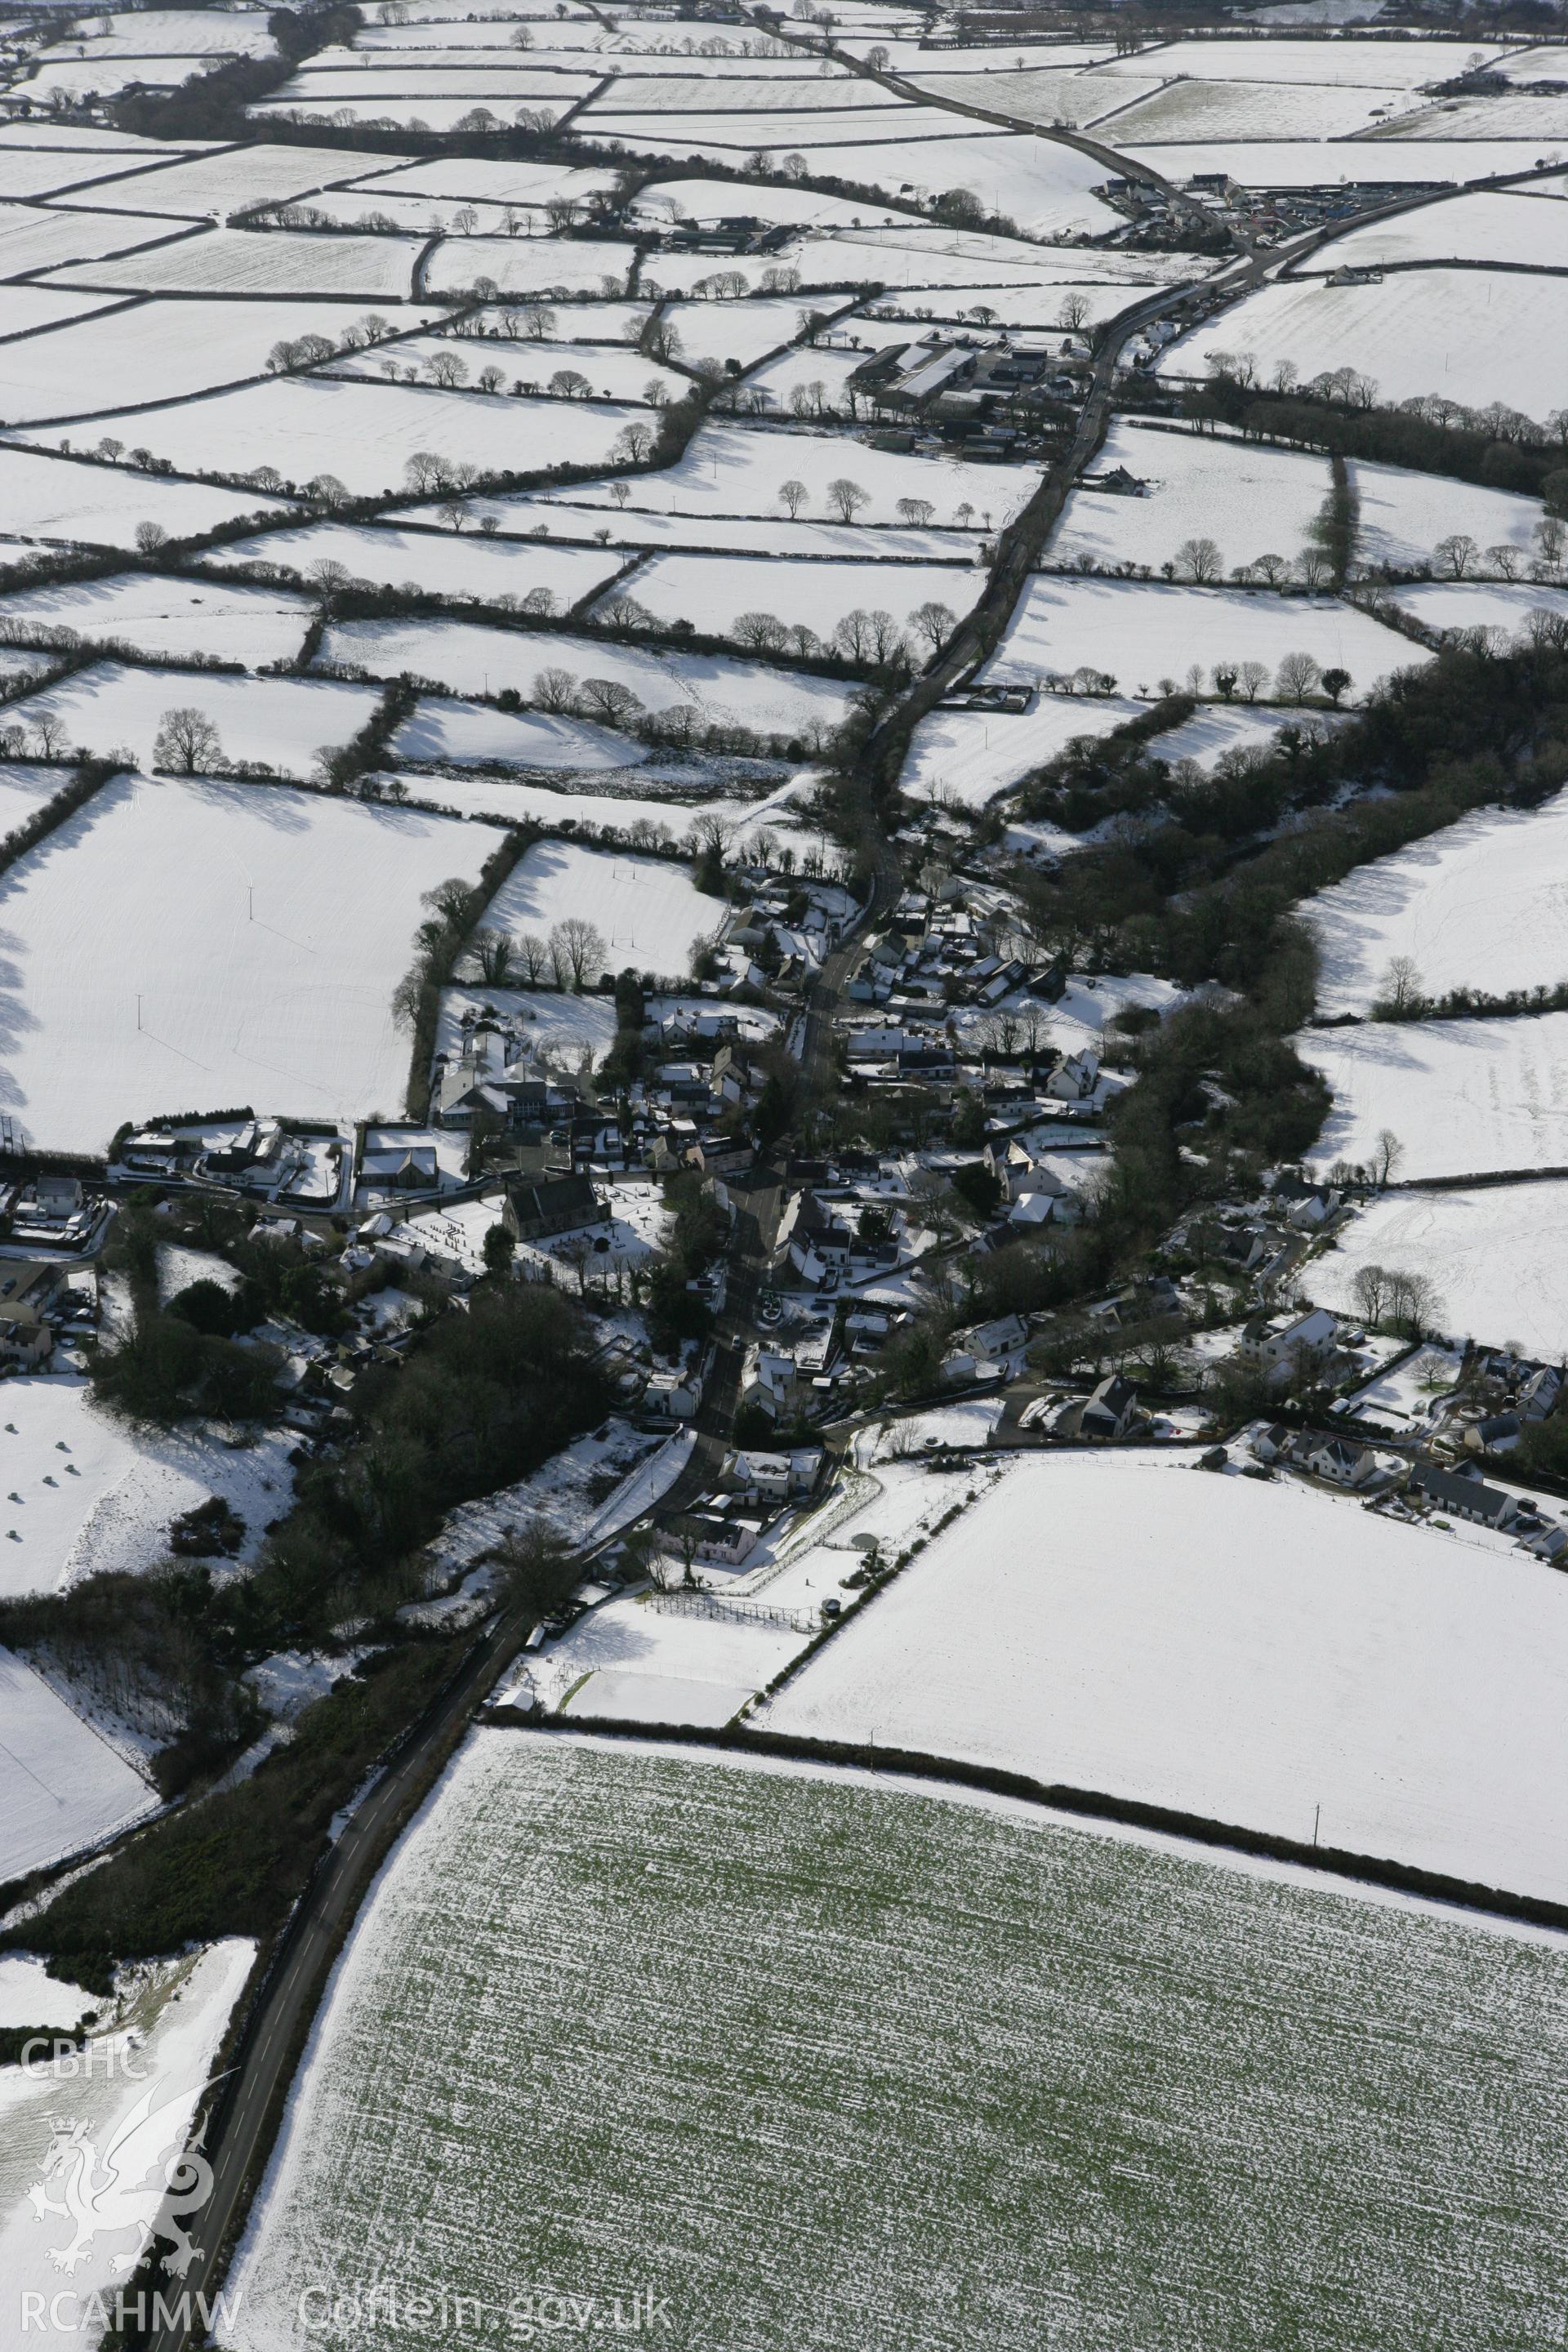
[490, 1709, 1568, 1939]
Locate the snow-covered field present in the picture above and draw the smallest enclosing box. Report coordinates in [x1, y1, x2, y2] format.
[0, 448, 292, 553]
[388, 695, 642, 770]
[1149, 701, 1334, 768]
[45, 9, 278, 55]
[321, 616, 858, 737]
[0, 299, 447, 425]
[0, 764, 85, 824]
[1298, 1012, 1568, 1179]
[34, 375, 641, 500]
[901, 692, 1140, 808]
[536, 418, 1038, 529]
[1049, 421, 1330, 573]
[329, 332, 683, 406]
[1352, 460, 1543, 573]
[0, 1647, 158, 1882]
[1307, 186, 1568, 271]
[1377, 88, 1568, 138]
[206, 517, 624, 608]
[1307, 1182, 1568, 1357]
[0, 575, 313, 669]
[1120, 136, 1561, 185]
[1101, 33, 1501, 87]
[0, 1375, 293, 1599]
[1104, 75, 1412, 141]
[619, 128, 1124, 240]
[44, 225, 426, 300]
[764, 1451, 1568, 1904]
[0, 201, 183, 275]
[338, 156, 622, 209]
[2, 662, 380, 777]
[982, 579, 1421, 702]
[629, 175, 907, 231]
[1391, 581, 1568, 641]
[605, 551, 982, 640]
[423, 233, 637, 299]
[0, 148, 192, 203]
[395, 768, 809, 847]
[470, 493, 964, 562]
[1307, 790, 1568, 1014]
[222, 1729, 1568, 2352]
[0, 769, 493, 1150]
[63, 143, 401, 218]
[480, 840, 724, 982]
[0, 1940, 253, 2337]
[1156, 270, 1568, 425]
[910, 62, 1162, 125]
[657, 294, 836, 371]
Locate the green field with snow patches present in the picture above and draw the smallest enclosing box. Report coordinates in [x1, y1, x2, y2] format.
[225, 1733, 1568, 2352]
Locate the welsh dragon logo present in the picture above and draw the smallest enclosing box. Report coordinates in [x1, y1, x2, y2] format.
[26, 2085, 215, 2276]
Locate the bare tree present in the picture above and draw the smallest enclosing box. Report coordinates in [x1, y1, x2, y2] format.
[474, 928, 514, 984]
[909, 600, 956, 653]
[1374, 1128, 1405, 1187]
[1057, 291, 1090, 332]
[1373, 960, 1419, 1016]
[152, 706, 223, 774]
[733, 610, 788, 652]
[532, 666, 577, 713]
[28, 712, 68, 759]
[826, 475, 868, 523]
[518, 931, 550, 982]
[305, 557, 352, 604]
[578, 676, 644, 728]
[1276, 651, 1321, 705]
[1434, 532, 1479, 581]
[896, 496, 935, 527]
[1237, 659, 1269, 702]
[551, 915, 606, 990]
[778, 477, 808, 519]
[1384, 1264, 1439, 1338]
[1176, 536, 1223, 585]
[425, 350, 468, 390]
[1350, 1263, 1389, 1329]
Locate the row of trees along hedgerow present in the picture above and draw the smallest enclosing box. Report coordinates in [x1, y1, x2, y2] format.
[969, 628, 1568, 1276]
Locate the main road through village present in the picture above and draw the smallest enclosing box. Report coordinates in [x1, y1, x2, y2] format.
[137, 162, 1454, 2344]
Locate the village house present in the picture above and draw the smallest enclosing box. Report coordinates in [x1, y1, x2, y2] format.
[1236, 1307, 1340, 1385]
[1079, 1373, 1143, 1441]
[740, 1339, 800, 1422]
[1045, 1049, 1100, 1103]
[724, 1447, 824, 1501]
[1409, 1461, 1519, 1530]
[773, 1187, 851, 1287]
[644, 1364, 703, 1421]
[1302, 1435, 1381, 1489]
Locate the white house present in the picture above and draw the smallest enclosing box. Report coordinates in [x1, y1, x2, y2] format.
[1237, 1307, 1339, 1384]
[1045, 1048, 1099, 1102]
